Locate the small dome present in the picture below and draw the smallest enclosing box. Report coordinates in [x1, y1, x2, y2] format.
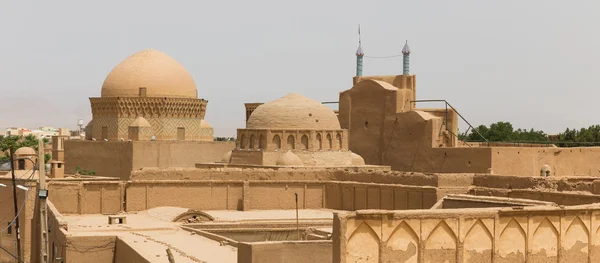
[221, 151, 232, 163]
[200, 120, 212, 128]
[247, 93, 341, 130]
[276, 151, 303, 166]
[350, 152, 365, 166]
[540, 164, 552, 177]
[15, 147, 36, 155]
[130, 117, 151, 127]
[85, 120, 93, 140]
[101, 49, 197, 99]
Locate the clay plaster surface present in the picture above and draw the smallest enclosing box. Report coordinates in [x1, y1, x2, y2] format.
[335, 205, 600, 263]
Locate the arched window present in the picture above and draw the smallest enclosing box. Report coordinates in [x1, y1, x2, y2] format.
[273, 135, 281, 149]
[301, 135, 309, 150]
[326, 133, 332, 149]
[287, 135, 295, 150]
[240, 134, 246, 149]
[336, 133, 342, 150]
[249, 134, 255, 149]
[316, 134, 322, 150]
[259, 135, 265, 150]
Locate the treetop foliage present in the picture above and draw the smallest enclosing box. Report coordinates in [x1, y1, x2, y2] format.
[463, 122, 600, 147]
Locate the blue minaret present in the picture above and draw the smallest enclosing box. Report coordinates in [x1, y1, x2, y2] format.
[402, 40, 411, 75]
[355, 25, 364, 76]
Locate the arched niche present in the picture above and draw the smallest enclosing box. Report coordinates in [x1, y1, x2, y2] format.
[316, 133, 322, 150]
[249, 134, 256, 149]
[287, 135, 295, 150]
[273, 134, 281, 149]
[301, 135, 309, 150]
[258, 134, 265, 149]
[240, 134, 246, 149]
[346, 222, 380, 263]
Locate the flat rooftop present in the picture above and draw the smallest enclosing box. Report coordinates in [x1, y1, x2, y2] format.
[58, 207, 337, 263]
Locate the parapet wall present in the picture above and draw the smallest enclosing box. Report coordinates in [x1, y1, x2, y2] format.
[65, 140, 235, 180]
[334, 206, 600, 263]
[125, 180, 437, 212]
[238, 241, 332, 263]
[46, 169, 600, 215]
[46, 178, 437, 214]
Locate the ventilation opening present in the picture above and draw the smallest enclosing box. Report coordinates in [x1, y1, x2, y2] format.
[139, 87, 147, 97]
[108, 215, 127, 225]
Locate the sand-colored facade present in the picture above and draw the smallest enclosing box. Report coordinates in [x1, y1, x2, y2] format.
[339, 74, 600, 176]
[334, 206, 600, 263]
[229, 93, 360, 167]
[64, 140, 234, 179]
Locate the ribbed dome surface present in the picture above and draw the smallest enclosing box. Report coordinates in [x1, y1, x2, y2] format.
[247, 93, 341, 130]
[101, 49, 197, 98]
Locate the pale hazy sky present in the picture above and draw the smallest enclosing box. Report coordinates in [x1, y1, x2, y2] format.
[0, 0, 598, 136]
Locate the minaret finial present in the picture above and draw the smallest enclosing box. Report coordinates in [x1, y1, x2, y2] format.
[402, 40, 411, 75]
[355, 24, 364, 76]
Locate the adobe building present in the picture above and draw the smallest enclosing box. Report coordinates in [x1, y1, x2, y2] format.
[225, 93, 365, 167]
[339, 41, 600, 177]
[65, 49, 234, 179]
[7, 40, 600, 263]
[12, 147, 37, 170]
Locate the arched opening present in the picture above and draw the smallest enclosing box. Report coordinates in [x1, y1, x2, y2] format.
[18, 159, 25, 170]
[249, 134, 256, 149]
[287, 135, 295, 150]
[258, 135, 265, 150]
[240, 134, 246, 149]
[317, 134, 322, 150]
[326, 133, 332, 149]
[273, 135, 281, 149]
[301, 135, 309, 150]
[336, 133, 342, 150]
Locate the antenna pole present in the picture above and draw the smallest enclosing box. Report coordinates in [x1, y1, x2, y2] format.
[295, 193, 300, 240]
[9, 148, 22, 262]
[39, 139, 50, 263]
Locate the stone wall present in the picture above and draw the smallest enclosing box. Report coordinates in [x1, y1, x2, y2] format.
[237, 240, 332, 263]
[334, 206, 600, 263]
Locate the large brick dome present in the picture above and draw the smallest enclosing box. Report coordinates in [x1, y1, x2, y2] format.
[246, 93, 341, 130]
[101, 49, 197, 99]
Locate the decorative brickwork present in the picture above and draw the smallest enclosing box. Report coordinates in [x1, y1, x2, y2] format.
[88, 97, 212, 141]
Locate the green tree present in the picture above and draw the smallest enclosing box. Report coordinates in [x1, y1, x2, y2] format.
[464, 122, 547, 142]
[556, 125, 600, 147]
[0, 135, 51, 160]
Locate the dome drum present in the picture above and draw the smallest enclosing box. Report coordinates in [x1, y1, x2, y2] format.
[236, 129, 348, 152]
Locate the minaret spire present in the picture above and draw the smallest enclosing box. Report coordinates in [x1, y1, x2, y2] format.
[355, 24, 364, 76]
[402, 40, 411, 75]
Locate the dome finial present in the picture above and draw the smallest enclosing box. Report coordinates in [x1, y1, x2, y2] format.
[355, 24, 364, 76]
[355, 24, 364, 57]
[402, 40, 411, 54]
